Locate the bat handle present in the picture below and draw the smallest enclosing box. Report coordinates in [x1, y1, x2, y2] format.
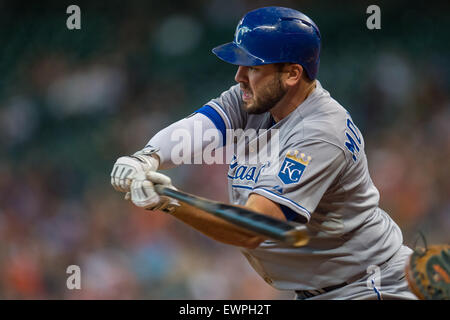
[154, 184, 167, 196]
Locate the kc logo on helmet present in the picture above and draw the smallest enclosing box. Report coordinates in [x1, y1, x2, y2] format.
[235, 23, 251, 45]
[278, 150, 311, 185]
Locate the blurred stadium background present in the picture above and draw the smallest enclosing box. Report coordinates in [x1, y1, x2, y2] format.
[0, 0, 449, 299]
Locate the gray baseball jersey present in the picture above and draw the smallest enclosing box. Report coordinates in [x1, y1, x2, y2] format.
[195, 81, 404, 292]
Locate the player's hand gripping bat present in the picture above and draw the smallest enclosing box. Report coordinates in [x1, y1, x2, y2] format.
[154, 185, 309, 247]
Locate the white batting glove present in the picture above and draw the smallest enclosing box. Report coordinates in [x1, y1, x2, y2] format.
[130, 171, 180, 213]
[111, 146, 160, 194]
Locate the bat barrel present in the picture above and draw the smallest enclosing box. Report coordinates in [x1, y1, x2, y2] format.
[154, 185, 309, 247]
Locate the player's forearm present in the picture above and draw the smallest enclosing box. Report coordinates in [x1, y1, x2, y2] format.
[145, 113, 223, 170]
[169, 202, 264, 249]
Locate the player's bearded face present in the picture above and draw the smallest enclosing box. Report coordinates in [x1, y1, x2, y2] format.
[240, 70, 287, 114]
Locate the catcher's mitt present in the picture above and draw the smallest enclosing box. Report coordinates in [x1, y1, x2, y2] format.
[405, 244, 450, 300]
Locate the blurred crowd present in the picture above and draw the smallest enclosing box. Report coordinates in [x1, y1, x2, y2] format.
[0, 1, 448, 299]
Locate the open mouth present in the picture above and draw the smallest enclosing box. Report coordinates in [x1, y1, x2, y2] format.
[241, 88, 253, 101]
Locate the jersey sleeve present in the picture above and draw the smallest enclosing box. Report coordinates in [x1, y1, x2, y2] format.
[251, 139, 346, 223]
[194, 84, 247, 146]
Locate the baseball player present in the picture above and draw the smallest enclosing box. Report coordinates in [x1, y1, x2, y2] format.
[111, 7, 417, 300]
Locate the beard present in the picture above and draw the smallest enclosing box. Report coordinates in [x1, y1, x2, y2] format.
[242, 73, 287, 115]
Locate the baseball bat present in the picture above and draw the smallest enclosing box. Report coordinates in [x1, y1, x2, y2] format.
[154, 185, 309, 247]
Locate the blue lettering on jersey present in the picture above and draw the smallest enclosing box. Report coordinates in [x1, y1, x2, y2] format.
[244, 167, 256, 180]
[227, 159, 267, 183]
[345, 117, 362, 162]
[235, 166, 248, 180]
[229, 155, 238, 169]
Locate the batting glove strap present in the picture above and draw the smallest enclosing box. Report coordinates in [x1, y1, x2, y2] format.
[148, 195, 180, 214]
[130, 155, 158, 171]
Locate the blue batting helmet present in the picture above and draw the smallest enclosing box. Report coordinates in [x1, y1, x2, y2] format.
[212, 6, 321, 80]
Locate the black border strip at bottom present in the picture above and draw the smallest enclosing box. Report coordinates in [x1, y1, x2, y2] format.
[0, 300, 441, 318]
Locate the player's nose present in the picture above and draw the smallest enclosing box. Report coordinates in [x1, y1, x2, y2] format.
[234, 66, 249, 84]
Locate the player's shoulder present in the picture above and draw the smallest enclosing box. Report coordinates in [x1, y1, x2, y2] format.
[290, 81, 358, 150]
[214, 83, 242, 104]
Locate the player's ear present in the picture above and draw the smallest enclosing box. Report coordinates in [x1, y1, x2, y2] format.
[284, 64, 303, 86]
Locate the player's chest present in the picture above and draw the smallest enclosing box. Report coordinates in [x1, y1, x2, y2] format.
[227, 154, 266, 204]
[227, 154, 268, 185]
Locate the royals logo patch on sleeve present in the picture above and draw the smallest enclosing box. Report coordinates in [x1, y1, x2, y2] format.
[277, 150, 311, 185]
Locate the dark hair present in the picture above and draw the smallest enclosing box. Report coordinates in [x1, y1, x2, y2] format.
[274, 62, 289, 72]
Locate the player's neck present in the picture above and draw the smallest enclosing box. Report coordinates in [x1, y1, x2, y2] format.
[270, 80, 316, 122]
